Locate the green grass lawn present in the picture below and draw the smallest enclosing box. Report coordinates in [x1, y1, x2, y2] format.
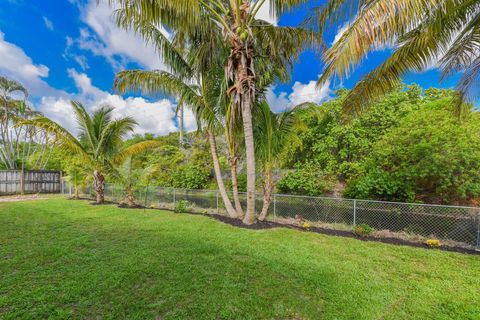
[0, 199, 479, 319]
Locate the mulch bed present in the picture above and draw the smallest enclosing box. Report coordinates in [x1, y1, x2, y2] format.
[71, 198, 480, 256]
[196, 212, 480, 256]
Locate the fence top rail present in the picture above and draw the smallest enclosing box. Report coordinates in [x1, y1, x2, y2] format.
[0, 170, 62, 173]
[105, 184, 480, 212]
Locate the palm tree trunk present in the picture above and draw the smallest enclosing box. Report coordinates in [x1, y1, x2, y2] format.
[259, 169, 274, 221]
[227, 19, 257, 224]
[73, 186, 80, 199]
[229, 156, 244, 218]
[207, 129, 238, 218]
[93, 170, 105, 204]
[241, 97, 256, 224]
[127, 184, 135, 207]
[179, 104, 184, 146]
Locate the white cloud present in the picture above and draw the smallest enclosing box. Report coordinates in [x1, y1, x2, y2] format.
[77, 0, 168, 70]
[39, 69, 188, 136]
[73, 55, 89, 70]
[0, 29, 187, 137]
[68, 68, 106, 100]
[254, 1, 278, 25]
[43, 16, 54, 31]
[332, 24, 348, 45]
[267, 79, 333, 112]
[0, 31, 65, 97]
[64, 36, 90, 70]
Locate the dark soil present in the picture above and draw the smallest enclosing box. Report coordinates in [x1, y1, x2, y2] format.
[118, 203, 145, 209]
[89, 200, 116, 206]
[197, 212, 480, 256]
[76, 198, 480, 255]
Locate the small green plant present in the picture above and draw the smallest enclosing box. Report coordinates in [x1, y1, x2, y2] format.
[353, 224, 374, 237]
[174, 200, 190, 213]
[425, 239, 441, 248]
[302, 222, 311, 230]
[201, 209, 208, 215]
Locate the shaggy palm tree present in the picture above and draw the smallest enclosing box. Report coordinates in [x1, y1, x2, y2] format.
[312, 0, 480, 113]
[108, 0, 318, 224]
[114, 65, 242, 218]
[254, 101, 305, 221]
[22, 101, 159, 203]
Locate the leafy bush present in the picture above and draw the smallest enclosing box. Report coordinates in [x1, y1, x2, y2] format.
[174, 200, 190, 213]
[353, 224, 374, 237]
[277, 163, 336, 196]
[171, 164, 210, 189]
[344, 103, 480, 204]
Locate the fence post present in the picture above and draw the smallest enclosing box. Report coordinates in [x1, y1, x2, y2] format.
[20, 169, 25, 195]
[173, 188, 176, 209]
[476, 211, 480, 251]
[273, 194, 277, 222]
[353, 199, 357, 226]
[144, 186, 149, 208]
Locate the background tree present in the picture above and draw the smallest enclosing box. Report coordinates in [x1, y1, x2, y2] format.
[22, 101, 159, 203]
[254, 101, 305, 221]
[0, 76, 52, 170]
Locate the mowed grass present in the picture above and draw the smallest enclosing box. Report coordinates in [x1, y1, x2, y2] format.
[0, 199, 479, 320]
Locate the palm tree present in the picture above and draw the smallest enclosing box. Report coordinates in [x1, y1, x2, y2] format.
[22, 101, 159, 203]
[64, 164, 89, 200]
[224, 99, 245, 218]
[254, 101, 305, 221]
[0, 76, 28, 169]
[115, 155, 162, 207]
[108, 0, 319, 224]
[114, 66, 242, 218]
[312, 0, 480, 113]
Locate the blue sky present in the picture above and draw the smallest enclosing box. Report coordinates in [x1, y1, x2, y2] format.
[0, 0, 461, 136]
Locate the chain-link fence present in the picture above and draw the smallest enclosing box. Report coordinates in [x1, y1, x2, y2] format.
[66, 183, 480, 251]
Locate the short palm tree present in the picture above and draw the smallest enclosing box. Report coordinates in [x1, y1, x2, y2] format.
[254, 101, 305, 221]
[313, 0, 480, 112]
[108, 0, 319, 224]
[115, 155, 162, 207]
[64, 165, 89, 200]
[22, 101, 159, 203]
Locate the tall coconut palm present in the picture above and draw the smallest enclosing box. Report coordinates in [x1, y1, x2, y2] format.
[254, 101, 305, 221]
[114, 66, 242, 218]
[21, 101, 159, 203]
[312, 0, 480, 113]
[107, 0, 319, 224]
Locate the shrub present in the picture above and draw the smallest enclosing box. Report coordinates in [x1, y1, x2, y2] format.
[425, 239, 441, 248]
[302, 222, 311, 230]
[353, 224, 374, 237]
[171, 164, 210, 189]
[277, 163, 336, 196]
[174, 200, 190, 213]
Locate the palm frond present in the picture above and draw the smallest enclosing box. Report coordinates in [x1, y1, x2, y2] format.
[113, 140, 162, 165]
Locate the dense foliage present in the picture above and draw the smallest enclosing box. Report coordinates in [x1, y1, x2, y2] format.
[26, 82, 480, 206]
[280, 85, 480, 205]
